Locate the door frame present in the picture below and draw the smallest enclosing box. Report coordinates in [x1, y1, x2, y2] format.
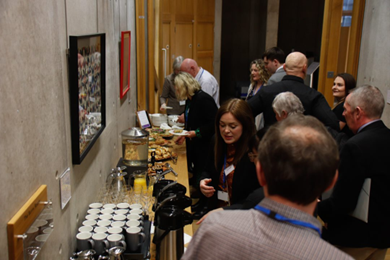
[317, 0, 366, 105]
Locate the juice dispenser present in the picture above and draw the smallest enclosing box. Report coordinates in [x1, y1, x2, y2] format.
[121, 127, 149, 167]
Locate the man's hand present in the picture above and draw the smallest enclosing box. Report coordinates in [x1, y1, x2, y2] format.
[160, 103, 167, 111]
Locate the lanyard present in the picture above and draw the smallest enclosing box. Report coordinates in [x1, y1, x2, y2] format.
[254, 205, 321, 237]
[222, 155, 227, 188]
[184, 101, 190, 124]
[198, 68, 204, 80]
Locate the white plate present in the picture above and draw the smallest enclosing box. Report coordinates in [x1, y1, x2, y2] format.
[169, 130, 189, 136]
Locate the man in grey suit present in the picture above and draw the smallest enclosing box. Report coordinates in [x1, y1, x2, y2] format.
[182, 115, 353, 260]
[263, 47, 286, 85]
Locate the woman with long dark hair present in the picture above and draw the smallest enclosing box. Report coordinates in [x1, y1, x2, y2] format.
[196, 99, 260, 218]
[332, 73, 356, 137]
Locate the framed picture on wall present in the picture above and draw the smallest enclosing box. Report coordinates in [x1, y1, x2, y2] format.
[68, 33, 106, 164]
[120, 31, 131, 99]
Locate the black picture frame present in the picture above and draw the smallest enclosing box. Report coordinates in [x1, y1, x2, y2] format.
[69, 33, 106, 164]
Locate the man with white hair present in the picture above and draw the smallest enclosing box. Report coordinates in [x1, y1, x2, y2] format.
[272, 91, 304, 121]
[248, 52, 339, 130]
[318, 85, 390, 260]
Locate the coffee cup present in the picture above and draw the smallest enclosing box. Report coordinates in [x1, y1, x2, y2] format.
[126, 220, 144, 231]
[85, 214, 99, 221]
[117, 203, 130, 209]
[125, 227, 145, 252]
[76, 232, 94, 251]
[100, 208, 114, 215]
[107, 227, 123, 235]
[87, 208, 101, 215]
[97, 220, 111, 227]
[103, 204, 117, 210]
[111, 221, 126, 228]
[107, 234, 126, 249]
[127, 214, 143, 221]
[78, 225, 94, 233]
[89, 203, 103, 209]
[99, 214, 113, 220]
[113, 214, 127, 221]
[129, 209, 143, 215]
[115, 209, 129, 215]
[129, 204, 143, 210]
[94, 226, 108, 233]
[83, 220, 97, 227]
[92, 233, 109, 255]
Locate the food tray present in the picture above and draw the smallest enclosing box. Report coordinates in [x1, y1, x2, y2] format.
[123, 220, 151, 260]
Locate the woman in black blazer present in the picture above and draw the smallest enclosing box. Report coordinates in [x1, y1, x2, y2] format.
[174, 72, 218, 189]
[332, 73, 356, 137]
[199, 99, 261, 214]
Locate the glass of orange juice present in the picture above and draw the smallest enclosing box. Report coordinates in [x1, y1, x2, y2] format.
[133, 170, 147, 194]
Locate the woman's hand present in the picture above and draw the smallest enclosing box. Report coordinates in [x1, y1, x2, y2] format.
[177, 113, 185, 123]
[200, 178, 215, 197]
[175, 136, 186, 145]
[196, 208, 223, 225]
[187, 130, 196, 139]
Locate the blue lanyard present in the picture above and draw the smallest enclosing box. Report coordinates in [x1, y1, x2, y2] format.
[222, 155, 227, 189]
[198, 68, 204, 80]
[254, 205, 322, 237]
[184, 101, 190, 124]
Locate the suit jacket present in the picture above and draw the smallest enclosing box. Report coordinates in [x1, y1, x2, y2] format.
[318, 120, 390, 248]
[185, 90, 218, 174]
[159, 73, 185, 115]
[200, 141, 261, 208]
[333, 102, 354, 137]
[267, 67, 286, 85]
[248, 75, 340, 131]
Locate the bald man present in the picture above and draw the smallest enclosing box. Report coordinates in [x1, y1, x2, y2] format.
[180, 58, 220, 107]
[248, 52, 339, 130]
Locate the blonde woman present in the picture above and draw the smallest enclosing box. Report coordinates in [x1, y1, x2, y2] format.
[174, 72, 218, 196]
[246, 59, 270, 129]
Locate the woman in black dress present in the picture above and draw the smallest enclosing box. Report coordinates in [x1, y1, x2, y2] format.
[332, 73, 356, 137]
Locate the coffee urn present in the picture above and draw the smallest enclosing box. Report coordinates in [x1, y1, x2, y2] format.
[153, 205, 193, 260]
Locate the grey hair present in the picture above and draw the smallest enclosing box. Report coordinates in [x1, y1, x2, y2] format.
[347, 85, 384, 119]
[173, 56, 184, 70]
[272, 92, 304, 117]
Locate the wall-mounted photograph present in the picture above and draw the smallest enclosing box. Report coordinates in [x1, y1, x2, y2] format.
[68, 33, 106, 164]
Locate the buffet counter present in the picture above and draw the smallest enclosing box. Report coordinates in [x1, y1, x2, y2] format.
[149, 137, 193, 259]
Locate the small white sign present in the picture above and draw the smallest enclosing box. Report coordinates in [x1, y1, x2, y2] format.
[60, 168, 71, 209]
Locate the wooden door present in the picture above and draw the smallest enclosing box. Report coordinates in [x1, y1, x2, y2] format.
[195, 0, 215, 73]
[318, 0, 366, 105]
[176, 23, 193, 60]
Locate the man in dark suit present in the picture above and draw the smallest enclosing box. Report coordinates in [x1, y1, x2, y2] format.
[248, 52, 340, 131]
[262, 47, 286, 85]
[318, 85, 390, 260]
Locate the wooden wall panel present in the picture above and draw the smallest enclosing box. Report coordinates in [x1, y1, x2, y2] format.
[136, 0, 147, 110]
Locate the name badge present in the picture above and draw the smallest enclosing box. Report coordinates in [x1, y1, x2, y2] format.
[224, 165, 235, 176]
[179, 100, 186, 106]
[218, 190, 229, 202]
